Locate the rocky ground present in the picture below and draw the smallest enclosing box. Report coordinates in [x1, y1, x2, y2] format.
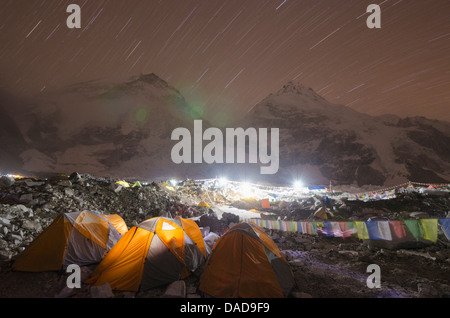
[0, 174, 449, 298]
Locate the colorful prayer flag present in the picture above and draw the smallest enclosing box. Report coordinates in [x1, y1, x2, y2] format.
[420, 219, 438, 242]
[323, 222, 333, 237]
[404, 220, 424, 241]
[439, 219, 450, 241]
[354, 221, 369, 240]
[377, 221, 392, 241]
[390, 221, 406, 239]
[366, 220, 382, 240]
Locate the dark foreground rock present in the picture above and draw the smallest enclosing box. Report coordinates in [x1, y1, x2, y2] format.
[0, 174, 449, 298]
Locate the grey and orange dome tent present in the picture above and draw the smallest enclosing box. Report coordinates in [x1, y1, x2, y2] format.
[85, 216, 207, 292]
[198, 222, 295, 298]
[12, 211, 128, 272]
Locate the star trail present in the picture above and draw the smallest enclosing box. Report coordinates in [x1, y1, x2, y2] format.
[0, 0, 449, 124]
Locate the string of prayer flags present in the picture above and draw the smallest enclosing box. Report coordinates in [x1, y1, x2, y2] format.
[286, 221, 297, 233]
[273, 220, 280, 231]
[243, 217, 448, 242]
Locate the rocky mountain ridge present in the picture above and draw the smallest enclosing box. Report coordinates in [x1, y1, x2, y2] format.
[1, 75, 449, 187]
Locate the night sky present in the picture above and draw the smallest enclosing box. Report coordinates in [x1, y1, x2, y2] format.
[1, 0, 449, 125]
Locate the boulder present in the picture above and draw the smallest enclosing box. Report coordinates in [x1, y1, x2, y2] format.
[198, 213, 222, 233]
[69, 172, 83, 184]
[0, 176, 15, 187]
[20, 194, 33, 202]
[22, 219, 42, 232]
[409, 212, 429, 219]
[221, 212, 239, 224]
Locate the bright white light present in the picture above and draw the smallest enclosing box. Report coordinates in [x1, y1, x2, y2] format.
[218, 177, 228, 187]
[169, 179, 178, 187]
[7, 174, 23, 179]
[294, 180, 303, 189]
[239, 182, 253, 197]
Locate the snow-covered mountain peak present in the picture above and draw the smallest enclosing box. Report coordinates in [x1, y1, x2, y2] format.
[237, 82, 450, 186]
[128, 73, 170, 89]
[2, 73, 449, 186]
[250, 81, 349, 122]
[276, 81, 319, 98]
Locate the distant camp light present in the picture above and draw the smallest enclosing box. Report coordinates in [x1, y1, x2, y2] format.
[218, 177, 228, 186]
[169, 179, 179, 187]
[7, 174, 24, 179]
[240, 182, 253, 197]
[294, 180, 303, 189]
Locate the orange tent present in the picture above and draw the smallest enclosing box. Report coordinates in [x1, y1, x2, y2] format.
[261, 198, 270, 209]
[12, 211, 128, 272]
[198, 222, 295, 298]
[86, 216, 207, 292]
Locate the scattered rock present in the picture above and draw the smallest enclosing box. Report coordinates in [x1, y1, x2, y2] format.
[338, 250, 359, 256]
[418, 283, 440, 298]
[57, 180, 72, 187]
[409, 212, 429, 219]
[22, 220, 42, 232]
[90, 283, 114, 298]
[69, 172, 83, 184]
[111, 183, 123, 193]
[0, 176, 448, 298]
[397, 250, 437, 261]
[0, 176, 15, 187]
[292, 291, 313, 298]
[19, 194, 33, 202]
[162, 280, 186, 298]
[314, 207, 329, 220]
